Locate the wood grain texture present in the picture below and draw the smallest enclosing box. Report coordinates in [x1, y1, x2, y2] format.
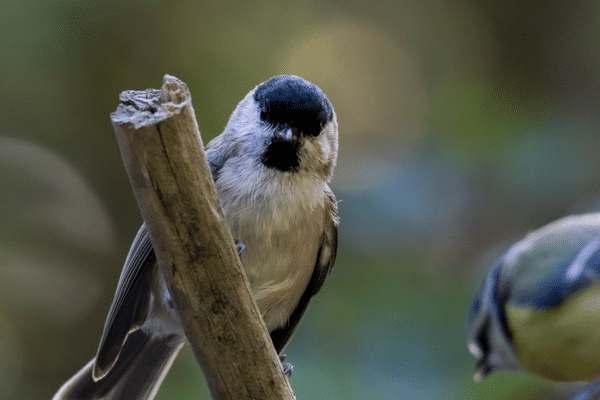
[111, 75, 295, 400]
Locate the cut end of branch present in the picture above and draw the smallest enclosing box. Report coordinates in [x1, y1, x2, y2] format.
[110, 74, 192, 129]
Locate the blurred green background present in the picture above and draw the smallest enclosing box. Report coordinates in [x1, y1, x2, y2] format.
[2, 1, 600, 399]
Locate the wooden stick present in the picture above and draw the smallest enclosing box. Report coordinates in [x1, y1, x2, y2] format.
[111, 75, 295, 400]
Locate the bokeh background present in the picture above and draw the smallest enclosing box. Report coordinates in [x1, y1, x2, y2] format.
[2, 1, 600, 399]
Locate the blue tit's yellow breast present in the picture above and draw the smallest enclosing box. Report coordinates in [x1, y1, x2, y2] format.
[506, 281, 600, 382]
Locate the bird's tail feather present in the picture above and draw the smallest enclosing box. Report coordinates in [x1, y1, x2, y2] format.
[53, 329, 185, 400]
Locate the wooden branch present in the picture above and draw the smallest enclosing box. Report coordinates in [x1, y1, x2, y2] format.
[110, 75, 295, 400]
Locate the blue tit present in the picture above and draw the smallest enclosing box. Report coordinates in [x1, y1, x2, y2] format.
[53, 75, 339, 400]
[467, 213, 600, 398]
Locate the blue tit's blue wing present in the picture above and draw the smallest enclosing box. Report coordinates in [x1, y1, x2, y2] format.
[573, 376, 600, 400]
[93, 224, 156, 379]
[503, 214, 600, 311]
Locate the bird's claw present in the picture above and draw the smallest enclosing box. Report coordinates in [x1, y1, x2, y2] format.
[279, 354, 293, 377]
[282, 363, 293, 378]
[234, 240, 246, 258]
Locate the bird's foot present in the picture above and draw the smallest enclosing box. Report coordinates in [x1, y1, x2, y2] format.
[234, 240, 246, 258]
[282, 363, 293, 378]
[279, 354, 293, 377]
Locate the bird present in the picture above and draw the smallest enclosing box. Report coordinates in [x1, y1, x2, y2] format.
[467, 213, 600, 400]
[53, 75, 339, 400]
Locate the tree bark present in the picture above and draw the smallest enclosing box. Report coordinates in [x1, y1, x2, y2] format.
[110, 74, 295, 400]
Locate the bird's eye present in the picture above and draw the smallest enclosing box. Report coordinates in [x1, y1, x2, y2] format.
[305, 123, 322, 137]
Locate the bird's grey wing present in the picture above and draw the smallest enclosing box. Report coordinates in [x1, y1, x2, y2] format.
[91, 136, 233, 378]
[205, 133, 239, 182]
[93, 223, 156, 379]
[269, 192, 339, 354]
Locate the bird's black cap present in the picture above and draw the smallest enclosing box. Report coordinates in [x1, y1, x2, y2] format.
[254, 75, 333, 137]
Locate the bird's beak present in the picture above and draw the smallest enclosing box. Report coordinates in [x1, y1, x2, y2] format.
[473, 370, 484, 383]
[276, 126, 294, 142]
[473, 359, 491, 383]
